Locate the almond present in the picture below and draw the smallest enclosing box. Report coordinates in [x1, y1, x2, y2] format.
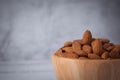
[62, 52, 79, 58]
[77, 50, 88, 57]
[103, 43, 113, 50]
[55, 49, 63, 56]
[98, 38, 110, 44]
[73, 39, 82, 44]
[62, 47, 73, 53]
[72, 41, 82, 53]
[64, 41, 72, 47]
[72, 41, 87, 56]
[106, 46, 115, 51]
[55, 48, 79, 58]
[101, 52, 109, 59]
[109, 47, 120, 58]
[92, 39, 103, 56]
[82, 30, 92, 45]
[82, 45, 92, 53]
[88, 53, 101, 59]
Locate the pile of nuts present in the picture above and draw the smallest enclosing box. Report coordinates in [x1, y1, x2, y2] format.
[55, 30, 120, 59]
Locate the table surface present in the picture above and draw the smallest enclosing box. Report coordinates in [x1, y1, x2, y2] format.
[0, 60, 56, 80]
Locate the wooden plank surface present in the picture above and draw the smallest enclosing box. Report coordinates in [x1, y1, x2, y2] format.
[0, 60, 56, 80]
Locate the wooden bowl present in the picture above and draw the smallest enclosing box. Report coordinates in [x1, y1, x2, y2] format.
[52, 54, 120, 80]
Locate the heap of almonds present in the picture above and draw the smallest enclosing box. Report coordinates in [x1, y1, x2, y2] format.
[55, 30, 120, 59]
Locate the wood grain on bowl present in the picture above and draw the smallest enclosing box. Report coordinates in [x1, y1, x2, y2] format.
[52, 54, 120, 80]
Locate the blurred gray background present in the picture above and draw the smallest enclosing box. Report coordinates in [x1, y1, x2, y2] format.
[0, 0, 120, 80]
[0, 0, 120, 61]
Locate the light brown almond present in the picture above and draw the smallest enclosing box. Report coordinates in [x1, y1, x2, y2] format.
[62, 47, 73, 53]
[73, 39, 82, 44]
[77, 50, 88, 57]
[82, 45, 92, 53]
[103, 43, 113, 50]
[72, 41, 82, 53]
[98, 38, 110, 44]
[101, 52, 109, 59]
[88, 53, 101, 59]
[82, 30, 92, 45]
[55, 49, 63, 56]
[64, 41, 72, 47]
[109, 47, 120, 58]
[106, 46, 115, 51]
[62, 52, 79, 58]
[92, 39, 103, 56]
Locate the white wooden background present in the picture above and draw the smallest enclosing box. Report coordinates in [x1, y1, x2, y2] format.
[0, 60, 56, 80]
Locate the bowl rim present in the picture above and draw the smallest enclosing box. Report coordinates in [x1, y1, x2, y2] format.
[52, 54, 120, 61]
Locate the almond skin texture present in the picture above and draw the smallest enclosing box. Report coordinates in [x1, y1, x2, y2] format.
[109, 47, 120, 58]
[92, 39, 103, 56]
[62, 52, 79, 59]
[82, 30, 92, 45]
[98, 38, 110, 44]
[73, 39, 82, 44]
[72, 41, 82, 54]
[88, 53, 101, 59]
[64, 41, 72, 47]
[76, 50, 88, 57]
[55, 48, 79, 58]
[82, 45, 92, 54]
[103, 43, 113, 50]
[55, 49, 63, 57]
[101, 52, 109, 59]
[72, 41, 87, 56]
[106, 46, 115, 51]
[62, 47, 73, 53]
